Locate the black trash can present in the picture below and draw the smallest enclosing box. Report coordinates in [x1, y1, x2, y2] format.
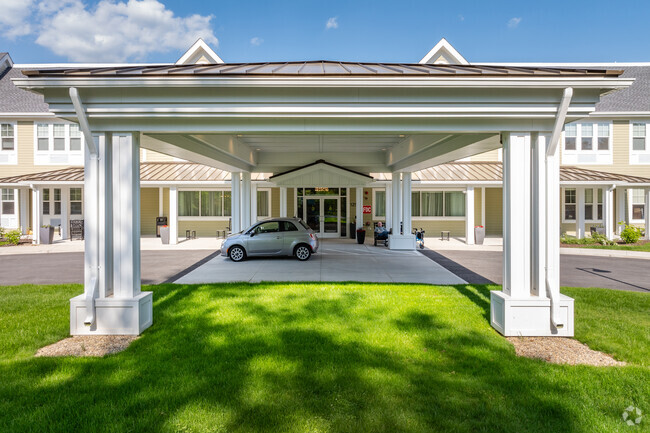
[356, 229, 366, 244]
[156, 216, 168, 237]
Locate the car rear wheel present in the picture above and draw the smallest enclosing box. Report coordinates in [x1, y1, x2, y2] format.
[228, 245, 246, 262]
[294, 244, 311, 261]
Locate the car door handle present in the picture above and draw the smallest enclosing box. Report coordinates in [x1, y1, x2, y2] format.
[276, 236, 281, 239]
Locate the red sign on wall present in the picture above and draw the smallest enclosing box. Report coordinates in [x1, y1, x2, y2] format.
[363, 205, 372, 214]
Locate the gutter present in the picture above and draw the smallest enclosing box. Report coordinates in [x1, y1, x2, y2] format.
[70, 87, 99, 327]
[546, 87, 573, 329]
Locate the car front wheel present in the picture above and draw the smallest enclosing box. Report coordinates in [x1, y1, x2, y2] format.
[294, 245, 311, 261]
[228, 245, 246, 262]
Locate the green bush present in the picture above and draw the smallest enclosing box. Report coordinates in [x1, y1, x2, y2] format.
[1, 229, 22, 246]
[619, 223, 643, 244]
[590, 231, 615, 245]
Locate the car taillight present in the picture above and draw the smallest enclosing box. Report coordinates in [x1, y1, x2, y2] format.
[310, 233, 316, 240]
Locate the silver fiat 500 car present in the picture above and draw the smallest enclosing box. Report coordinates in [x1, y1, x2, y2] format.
[222, 217, 319, 262]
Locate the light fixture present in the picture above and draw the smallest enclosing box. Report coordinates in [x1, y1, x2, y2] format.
[399, 134, 405, 138]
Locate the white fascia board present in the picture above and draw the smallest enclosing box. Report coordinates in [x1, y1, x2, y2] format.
[176, 39, 224, 65]
[415, 181, 503, 186]
[14, 62, 169, 68]
[11, 76, 635, 89]
[419, 38, 469, 65]
[589, 112, 650, 118]
[0, 112, 56, 119]
[142, 181, 231, 186]
[561, 181, 650, 187]
[480, 62, 650, 67]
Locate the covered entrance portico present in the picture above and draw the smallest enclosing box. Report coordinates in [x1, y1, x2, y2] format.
[15, 60, 631, 337]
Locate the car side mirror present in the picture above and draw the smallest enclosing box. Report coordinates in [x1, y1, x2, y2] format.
[249, 232, 255, 237]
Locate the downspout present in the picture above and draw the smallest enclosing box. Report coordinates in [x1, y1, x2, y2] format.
[70, 87, 99, 326]
[546, 87, 573, 329]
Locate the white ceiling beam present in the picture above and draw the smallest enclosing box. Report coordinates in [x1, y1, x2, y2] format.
[188, 134, 256, 166]
[387, 134, 454, 167]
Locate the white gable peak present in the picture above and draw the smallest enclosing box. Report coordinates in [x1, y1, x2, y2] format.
[176, 38, 224, 65]
[419, 38, 468, 65]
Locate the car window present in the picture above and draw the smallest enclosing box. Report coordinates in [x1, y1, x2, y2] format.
[282, 221, 298, 232]
[254, 221, 280, 234]
[298, 219, 310, 230]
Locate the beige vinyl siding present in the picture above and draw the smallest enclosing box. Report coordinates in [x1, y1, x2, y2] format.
[484, 187, 503, 236]
[178, 220, 229, 237]
[470, 149, 500, 162]
[415, 220, 465, 237]
[271, 187, 280, 217]
[141, 149, 177, 162]
[287, 188, 295, 218]
[140, 188, 159, 235]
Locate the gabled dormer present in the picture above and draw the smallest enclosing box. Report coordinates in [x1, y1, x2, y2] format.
[419, 38, 469, 65]
[0, 52, 14, 76]
[175, 38, 224, 65]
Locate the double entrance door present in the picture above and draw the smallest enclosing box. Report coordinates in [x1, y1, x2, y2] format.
[304, 197, 339, 238]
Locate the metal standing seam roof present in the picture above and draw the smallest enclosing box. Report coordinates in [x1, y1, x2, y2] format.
[1, 161, 649, 185]
[20, 61, 623, 78]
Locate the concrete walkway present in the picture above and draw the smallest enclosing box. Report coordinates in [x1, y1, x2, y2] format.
[175, 239, 466, 285]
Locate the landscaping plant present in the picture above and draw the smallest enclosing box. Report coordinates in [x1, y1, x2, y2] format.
[618, 222, 643, 244]
[0, 228, 21, 246]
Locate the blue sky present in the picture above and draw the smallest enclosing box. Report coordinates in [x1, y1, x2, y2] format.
[2, 0, 649, 64]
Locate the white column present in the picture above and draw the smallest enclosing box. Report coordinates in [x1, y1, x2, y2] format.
[60, 186, 69, 240]
[576, 187, 586, 239]
[111, 133, 140, 299]
[603, 186, 614, 240]
[531, 133, 546, 297]
[19, 188, 29, 234]
[231, 172, 241, 233]
[279, 187, 287, 217]
[158, 187, 163, 217]
[502, 132, 531, 298]
[645, 188, 650, 240]
[169, 186, 178, 245]
[391, 173, 401, 235]
[616, 187, 626, 235]
[250, 180, 257, 223]
[401, 172, 412, 235]
[241, 172, 251, 229]
[385, 184, 392, 230]
[545, 132, 563, 325]
[31, 187, 41, 244]
[465, 186, 475, 245]
[355, 187, 363, 231]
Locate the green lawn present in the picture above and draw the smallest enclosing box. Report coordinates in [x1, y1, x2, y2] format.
[0, 283, 648, 433]
[580, 243, 650, 252]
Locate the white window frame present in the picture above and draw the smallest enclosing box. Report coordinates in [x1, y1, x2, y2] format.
[562, 188, 577, 223]
[256, 188, 272, 218]
[630, 122, 650, 165]
[411, 188, 466, 221]
[629, 189, 646, 223]
[562, 121, 613, 165]
[583, 187, 603, 223]
[372, 188, 387, 219]
[0, 188, 17, 216]
[33, 122, 85, 165]
[0, 122, 18, 165]
[177, 188, 231, 221]
[69, 187, 84, 216]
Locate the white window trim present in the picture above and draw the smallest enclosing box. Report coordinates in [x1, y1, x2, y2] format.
[0, 188, 17, 216]
[33, 122, 85, 165]
[629, 121, 650, 165]
[629, 188, 647, 223]
[177, 188, 232, 219]
[256, 187, 272, 218]
[583, 187, 603, 223]
[562, 121, 613, 165]
[0, 122, 18, 165]
[69, 187, 84, 216]
[371, 188, 387, 219]
[562, 188, 577, 223]
[411, 188, 467, 220]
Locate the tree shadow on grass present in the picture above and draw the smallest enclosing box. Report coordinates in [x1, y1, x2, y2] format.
[0, 282, 631, 432]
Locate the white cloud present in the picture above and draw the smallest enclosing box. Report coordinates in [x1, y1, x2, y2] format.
[507, 17, 522, 28]
[0, 0, 36, 38]
[326, 16, 338, 30]
[250, 37, 263, 46]
[458, 14, 464, 21]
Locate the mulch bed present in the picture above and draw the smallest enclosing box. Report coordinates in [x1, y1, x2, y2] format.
[561, 240, 649, 249]
[507, 337, 626, 366]
[35, 335, 138, 357]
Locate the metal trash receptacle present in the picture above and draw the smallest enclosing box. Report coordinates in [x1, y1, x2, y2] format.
[156, 216, 168, 237]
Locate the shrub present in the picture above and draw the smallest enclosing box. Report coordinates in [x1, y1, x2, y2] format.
[619, 223, 643, 244]
[590, 232, 615, 246]
[2, 229, 22, 246]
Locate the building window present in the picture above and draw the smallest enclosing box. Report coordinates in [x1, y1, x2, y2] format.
[257, 190, 270, 217]
[1, 124, 15, 151]
[632, 190, 645, 220]
[53, 124, 66, 151]
[412, 191, 465, 218]
[1, 189, 15, 215]
[597, 123, 610, 151]
[564, 189, 576, 221]
[180, 190, 231, 217]
[54, 188, 61, 215]
[43, 188, 51, 215]
[584, 188, 603, 221]
[70, 124, 82, 151]
[581, 123, 593, 150]
[374, 190, 386, 217]
[633, 123, 646, 151]
[564, 123, 577, 150]
[70, 188, 83, 215]
[563, 122, 612, 165]
[37, 124, 50, 151]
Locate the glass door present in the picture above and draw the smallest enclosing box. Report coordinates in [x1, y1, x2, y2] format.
[305, 198, 320, 232]
[302, 196, 340, 237]
[323, 198, 339, 235]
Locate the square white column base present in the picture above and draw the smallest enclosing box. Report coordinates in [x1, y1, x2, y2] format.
[490, 291, 574, 337]
[388, 234, 416, 250]
[70, 292, 153, 335]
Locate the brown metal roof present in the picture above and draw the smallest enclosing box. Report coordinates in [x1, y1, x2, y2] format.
[1, 161, 648, 185]
[21, 61, 623, 78]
